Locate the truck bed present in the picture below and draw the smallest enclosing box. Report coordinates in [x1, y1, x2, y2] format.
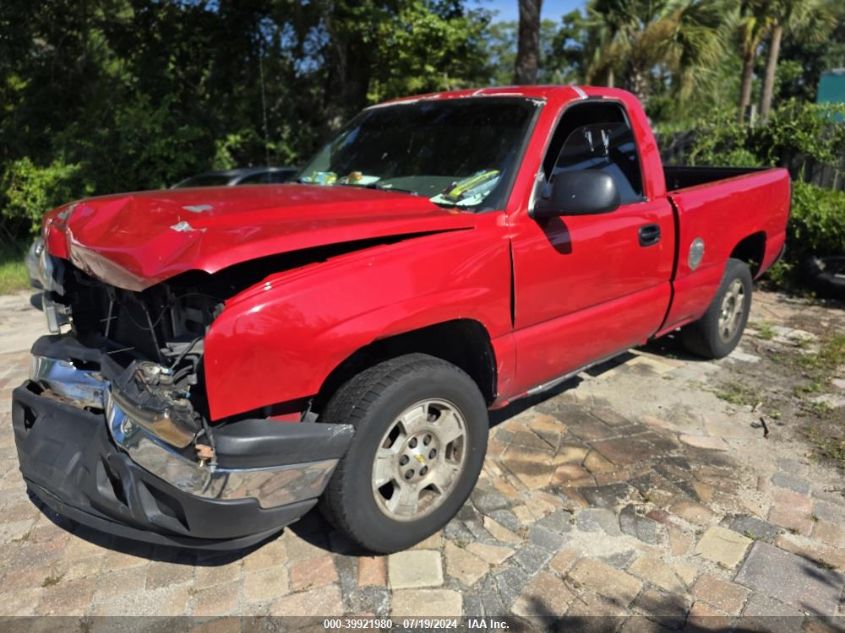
[664, 165, 770, 192]
[658, 165, 791, 333]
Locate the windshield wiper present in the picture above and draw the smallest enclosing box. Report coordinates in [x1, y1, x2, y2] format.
[338, 182, 418, 195]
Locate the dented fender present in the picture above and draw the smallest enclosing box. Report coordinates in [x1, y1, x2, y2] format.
[203, 213, 513, 420]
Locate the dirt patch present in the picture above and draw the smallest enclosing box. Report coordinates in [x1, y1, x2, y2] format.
[729, 292, 845, 472]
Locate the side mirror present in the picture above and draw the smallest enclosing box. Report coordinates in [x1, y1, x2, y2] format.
[532, 171, 621, 219]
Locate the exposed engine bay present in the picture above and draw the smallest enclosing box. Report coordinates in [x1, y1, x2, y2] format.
[42, 259, 219, 448]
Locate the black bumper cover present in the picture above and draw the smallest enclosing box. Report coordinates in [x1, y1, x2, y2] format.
[12, 374, 352, 550]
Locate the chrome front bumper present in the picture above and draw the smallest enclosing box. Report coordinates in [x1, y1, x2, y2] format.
[30, 353, 337, 510]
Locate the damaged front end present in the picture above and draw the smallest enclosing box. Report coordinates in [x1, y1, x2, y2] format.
[13, 253, 352, 549]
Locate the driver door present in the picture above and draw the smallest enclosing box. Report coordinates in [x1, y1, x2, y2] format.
[509, 100, 675, 394]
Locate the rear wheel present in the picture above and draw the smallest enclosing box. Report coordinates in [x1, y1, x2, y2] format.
[319, 354, 488, 553]
[681, 258, 752, 359]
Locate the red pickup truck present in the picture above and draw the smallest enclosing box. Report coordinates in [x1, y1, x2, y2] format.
[13, 86, 789, 554]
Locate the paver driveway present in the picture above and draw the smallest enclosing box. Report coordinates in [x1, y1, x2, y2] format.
[0, 289, 844, 626]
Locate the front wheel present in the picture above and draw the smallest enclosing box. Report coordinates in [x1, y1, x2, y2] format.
[681, 258, 753, 359]
[319, 354, 488, 553]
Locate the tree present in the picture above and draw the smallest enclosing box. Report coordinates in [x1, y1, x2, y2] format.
[758, 0, 831, 122]
[488, 15, 583, 86]
[582, 0, 727, 104]
[775, 0, 845, 103]
[367, 0, 492, 102]
[514, 0, 542, 84]
[736, 0, 770, 123]
[582, 0, 632, 88]
[0, 0, 495, 241]
[543, 12, 586, 84]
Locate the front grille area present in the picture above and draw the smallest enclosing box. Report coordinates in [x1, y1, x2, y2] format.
[61, 265, 218, 361]
[46, 262, 222, 422]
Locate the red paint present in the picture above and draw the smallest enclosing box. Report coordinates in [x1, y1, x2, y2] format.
[47, 185, 476, 291]
[509, 197, 676, 394]
[661, 169, 790, 330]
[204, 213, 513, 418]
[42, 86, 791, 421]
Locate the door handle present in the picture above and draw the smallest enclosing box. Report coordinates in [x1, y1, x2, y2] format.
[638, 224, 661, 247]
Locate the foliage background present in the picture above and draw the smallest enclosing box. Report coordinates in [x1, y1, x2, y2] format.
[0, 0, 844, 291]
[0, 0, 495, 238]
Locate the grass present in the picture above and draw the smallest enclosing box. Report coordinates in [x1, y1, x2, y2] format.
[775, 333, 845, 403]
[793, 381, 825, 397]
[0, 240, 29, 294]
[802, 399, 834, 419]
[754, 321, 776, 341]
[714, 382, 763, 408]
[807, 427, 845, 467]
[791, 334, 845, 467]
[794, 334, 845, 375]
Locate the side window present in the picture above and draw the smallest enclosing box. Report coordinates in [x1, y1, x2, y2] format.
[267, 169, 297, 183]
[238, 172, 271, 185]
[543, 102, 644, 205]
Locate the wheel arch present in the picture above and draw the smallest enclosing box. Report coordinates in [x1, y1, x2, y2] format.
[730, 231, 766, 277]
[314, 319, 498, 414]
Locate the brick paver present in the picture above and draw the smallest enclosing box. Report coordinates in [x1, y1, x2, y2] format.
[387, 550, 443, 589]
[694, 526, 753, 568]
[691, 574, 750, 615]
[736, 542, 845, 615]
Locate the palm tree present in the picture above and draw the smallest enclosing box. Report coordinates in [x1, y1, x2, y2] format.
[659, 0, 727, 100]
[583, 0, 727, 104]
[736, 0, 769, 124]
[758, 0, 831, 122]
[582, 0, 633, 88]
[514, 0, 542, 84]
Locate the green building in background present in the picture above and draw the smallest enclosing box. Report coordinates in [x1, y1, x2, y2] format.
[817, 69, 845, 105]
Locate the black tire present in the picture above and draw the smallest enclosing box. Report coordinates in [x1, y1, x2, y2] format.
[681, 258, 753, 359]
[803, 256, 845, 300]
[319, 353, 488, 553]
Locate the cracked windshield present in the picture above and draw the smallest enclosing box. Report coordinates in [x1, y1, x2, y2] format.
[297, 98, 540, 210]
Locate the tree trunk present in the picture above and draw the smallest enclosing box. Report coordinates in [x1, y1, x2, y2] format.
[606, 66, 614, 88]
[759, 23, 783, 123]
[738, 49, 755, 124]
[514, 0, 542, 84]
[323, 22, 371, 129]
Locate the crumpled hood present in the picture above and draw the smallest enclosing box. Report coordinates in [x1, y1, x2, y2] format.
[43, 184, 476, 291]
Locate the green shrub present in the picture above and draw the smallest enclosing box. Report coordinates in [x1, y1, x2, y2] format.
[1, 158, 89, 236]
[0, 240, 29, 294]
[664, 101, 845, 291]
[789, 181, 845, 260]
[683, 109, 763, 168]
[680, 100, 845, 171]
[754, 100, 845, 169]
[767, 182, 845, 288]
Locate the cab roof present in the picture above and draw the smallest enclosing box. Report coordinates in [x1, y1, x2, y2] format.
[374, 85, 631, 108]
